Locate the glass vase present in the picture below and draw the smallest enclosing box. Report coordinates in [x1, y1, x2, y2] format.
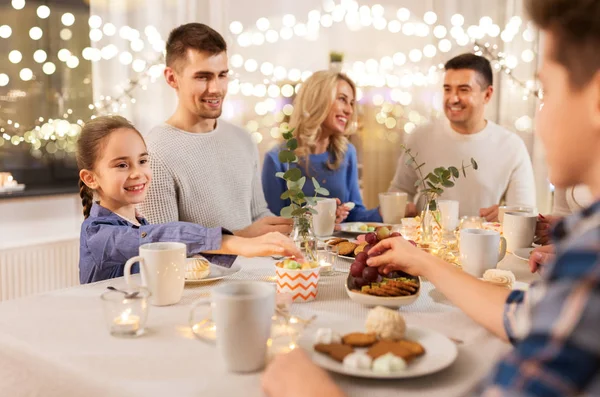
[290, 213, 318, 262]
[420, 194, 442, 244]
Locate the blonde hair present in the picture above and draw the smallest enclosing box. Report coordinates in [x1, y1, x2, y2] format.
[290, 70, 358, 171]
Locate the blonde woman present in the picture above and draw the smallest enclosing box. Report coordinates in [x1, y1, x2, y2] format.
[262, 70, 382, 222]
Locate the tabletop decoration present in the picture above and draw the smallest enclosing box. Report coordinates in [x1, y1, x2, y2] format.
[100, 286, 149, 337]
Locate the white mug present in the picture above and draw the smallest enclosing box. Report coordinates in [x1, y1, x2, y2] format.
[312, 198, 337, 237]
[498, 206, 536, 223]
[460, 229, 507, 277]
[124, 242, 186, 306]
[503, 211, 537, 252]
[379, 192, 408, 224]
[438, 200, 459, 231]
[190, 282, 275, 373]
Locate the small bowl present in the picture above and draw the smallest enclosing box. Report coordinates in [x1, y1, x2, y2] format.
[344, 276, 420, 308]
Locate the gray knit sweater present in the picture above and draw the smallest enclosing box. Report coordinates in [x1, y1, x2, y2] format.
[140, 120, 273, 231]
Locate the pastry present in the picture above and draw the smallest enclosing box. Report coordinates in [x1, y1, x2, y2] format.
[396, 340, 425, 357]
[482, 269, 515, 289]
[315, 328, 342, 345]
[372, 352, 407, 374]
[353, 242, 368, 256]
[337, 241, 358, 256]
[365, 306, 406, 341]
[185, 257, 210, 280]
[343, 352, 373, 370]
[367, 341, 414, 361]
[341, 332, 378, 347]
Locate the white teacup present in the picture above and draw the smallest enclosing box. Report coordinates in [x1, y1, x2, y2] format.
[190, 282, 275, 373]
[459, 229, 507, 277]
[438, 200, 459, 231]
[379, 192, 408, 224]
[498, 206, 536, 223]
[124, 242, 186, 306]
[503, 211, 537, 252]
[312, 198, 337, 237]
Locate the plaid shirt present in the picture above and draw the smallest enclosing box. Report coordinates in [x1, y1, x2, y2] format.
[482, 199, 600, 396]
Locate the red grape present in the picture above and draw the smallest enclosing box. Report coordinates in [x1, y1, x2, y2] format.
[365, 233, 378, 245]
[390, 232, 402, 238]
[354, 252, 368, 265]
[363, 244, 373, 255]
[362, 267, 379, 282]
[354, 277, 368, 289]
[350, 261, 366, 277]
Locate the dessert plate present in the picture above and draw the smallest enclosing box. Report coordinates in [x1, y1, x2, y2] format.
[300, 322, 457, 379]
[185, 262, 241, 284]
[513, 247, 534, 261]
[339, 222, 391, 235]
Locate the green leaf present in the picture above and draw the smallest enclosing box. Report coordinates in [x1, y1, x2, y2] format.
[414, 179, 423, 187]
[275, 172, 285, 179]
[428, 201, 437, 211]
[311, 177, 320, 190]
[286, 138, 298, 150]
[441, 170, 451, 180]
[283, 168, 302, 182]
[315, 187, 330, 196]
[441, 179, 455, 188]
[308, 208, 318, 215]
[426, 181, 437, 190]
[462, 161, 466, 178]
[278, 150, 296, 163]
[449, 166, 459, 178]
[427, 174, 440, 184]
[280, 205, 294, 218]
[305, 197, 317, 207]
[297, 176, 306, 190]
[404, 157, 414, 166]
[433, 167, 445, 177]
[435, 188, 444, 195]
[292, 208, 307, 217]
[282, 130, 293, 140]
[471, 158, 478, 170]
[296, 191, 305, 200]
[415, 162, 426, 171]
[280, 191, 291, 200]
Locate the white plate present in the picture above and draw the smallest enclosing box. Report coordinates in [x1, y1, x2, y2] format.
[479, 279, 530, 291]
[185, 262, 241, 284]
[345, 279, 420, 308]
[339, 222, 391, 235]
[0, 184, 25, 193]
[513, 247, 534, 261]
[300, 323, 458, 379]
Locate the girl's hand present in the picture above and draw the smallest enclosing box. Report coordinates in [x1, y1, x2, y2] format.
[366, 237, 431, 277]
[222, 233, 304, 260]
[528, 244, 556, 274]
[335, 198, 350, 224]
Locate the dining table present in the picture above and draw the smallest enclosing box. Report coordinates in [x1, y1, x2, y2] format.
[0, 244, 539, 397]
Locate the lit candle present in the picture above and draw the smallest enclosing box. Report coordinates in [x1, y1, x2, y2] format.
[112, 309, 141, 335]
[319, 259, 332, 275]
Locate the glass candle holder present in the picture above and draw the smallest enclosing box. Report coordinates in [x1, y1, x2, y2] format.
[100, 286, 150, 338]
[316, 245, 336, 275]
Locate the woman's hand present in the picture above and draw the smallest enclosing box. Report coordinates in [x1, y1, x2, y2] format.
[335, 198, 350, 224]
[366, 237, 431, 277]
[535, 214, 561, 245]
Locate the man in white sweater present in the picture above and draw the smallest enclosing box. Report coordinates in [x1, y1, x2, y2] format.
[389, 54, 536, 220]
[140, 23, 292, 236]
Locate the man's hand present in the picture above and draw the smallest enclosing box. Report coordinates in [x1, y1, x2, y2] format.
[479, 205, 499, 222]
[528, 244, 556, 274]
[262, 349, 345, 397]
[235, 216, 293, 238]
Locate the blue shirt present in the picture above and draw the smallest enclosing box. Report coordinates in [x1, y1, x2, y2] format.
[482, 199, 600, 396]
[79, 203, 225, 284]
[261, 143, 382, 222]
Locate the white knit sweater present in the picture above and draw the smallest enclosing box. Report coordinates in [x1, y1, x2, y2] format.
[140, 120, 273, 231]
[389, 120, 536, 217]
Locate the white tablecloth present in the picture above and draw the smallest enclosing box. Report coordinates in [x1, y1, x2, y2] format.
[0, 253, 538, 397]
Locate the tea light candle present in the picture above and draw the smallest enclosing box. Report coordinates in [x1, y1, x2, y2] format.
[112, 309, 141, 335]
[319, 259, 333, 274]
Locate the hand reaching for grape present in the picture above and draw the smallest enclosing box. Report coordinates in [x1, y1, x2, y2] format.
[366, 237, 429, 277]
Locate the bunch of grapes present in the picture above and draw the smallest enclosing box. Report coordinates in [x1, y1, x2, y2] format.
[348, 227, 404, 289]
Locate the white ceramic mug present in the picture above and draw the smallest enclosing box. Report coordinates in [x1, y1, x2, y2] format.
[124, 242, 186, 306]
[379, 192, 408, 224]
[190, 282, 275, 373]
[438, 200, 459, 231]
[459, 229, 507, 277]
[312, 198, 337, 237]
[498, 206, 536, 223]
[503, 211, 537, 252]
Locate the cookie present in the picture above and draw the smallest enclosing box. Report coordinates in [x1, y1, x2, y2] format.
[338, 242, 358, 256]
[314, 343, 354, 363]
[326, 238, 347, 246]
[367, 341, 415, 361]
[354, 242, 368, 256]
[396, 340, 425, 357]
[342, 332, 378, 347]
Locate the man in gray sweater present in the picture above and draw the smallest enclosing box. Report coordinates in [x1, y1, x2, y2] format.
[140, 23, 292, 237]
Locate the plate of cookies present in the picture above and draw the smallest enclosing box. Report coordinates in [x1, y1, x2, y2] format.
[302, 307, 457, 379]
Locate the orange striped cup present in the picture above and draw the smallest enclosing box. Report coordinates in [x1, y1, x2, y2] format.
[275, 267, 320, 303]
